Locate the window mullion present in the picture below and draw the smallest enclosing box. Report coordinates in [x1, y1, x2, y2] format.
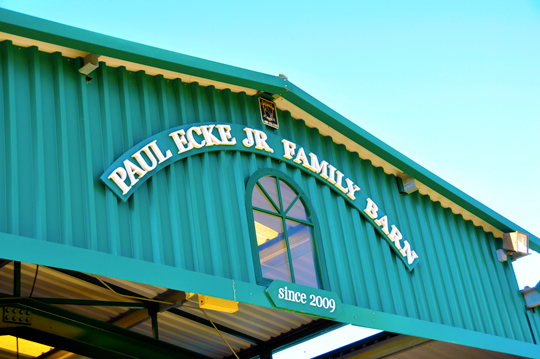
[253, 207, 279, 217]
[276, 177, 284, 213]
[256, 182, 280, 213]
[249, 170, 325, 289]
[284, 193, 301, 216]
[277, 176, 295, 283]
[282, 215, 296, 284]
[284, 216, 312, 226]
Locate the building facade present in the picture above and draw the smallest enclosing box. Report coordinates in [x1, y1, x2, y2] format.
[0, 8, 539, 359]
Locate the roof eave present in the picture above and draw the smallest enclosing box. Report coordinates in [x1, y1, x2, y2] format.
[0, 8, 286, 94]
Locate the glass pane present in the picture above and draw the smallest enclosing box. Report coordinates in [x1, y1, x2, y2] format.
[254, 211, 291, 282]
[286, 220, 320, 288]
[258, 176, 280, 211]
[279, 180, 297, 214]
[286, 197, 308, 222]
[252, 183, 277, 213]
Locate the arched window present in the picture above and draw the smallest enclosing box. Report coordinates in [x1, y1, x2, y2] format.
[246, 169, 327, 289]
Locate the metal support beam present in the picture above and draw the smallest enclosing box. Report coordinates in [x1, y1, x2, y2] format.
[38, 290, 188, 359]
[0, 259, 13, 270]
[150, 305, 159, 340]
[110, 308, 150, 329]
[3, 266, 263, 359]
[30, 269, 260, 358]
[0, 298, 210, 359]
[13, 261, 21, 297]
[35, 298, 149, 308]
[49, 267, 147, 298]
[259, 345, 272, 359]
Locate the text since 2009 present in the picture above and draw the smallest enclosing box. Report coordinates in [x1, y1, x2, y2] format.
[278, 286, 336, 313]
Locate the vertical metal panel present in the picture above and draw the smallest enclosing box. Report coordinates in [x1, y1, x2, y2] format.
[1, 41, 19, 236]
[75, 56, 98, 251]
[0, 41, 534, 344]
[52, 52, 72, 247]
[29, 47, 47, 242]
[0, 43, 5, 235]
[529, 310, 540, 344]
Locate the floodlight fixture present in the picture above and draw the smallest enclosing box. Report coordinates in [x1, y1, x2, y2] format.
[521, 280, 540, 310]
[79, 53, 100, 76]
[397, 174, 418, 194]
[497, 231, 530, 262]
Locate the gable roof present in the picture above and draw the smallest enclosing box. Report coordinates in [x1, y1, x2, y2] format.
[0, 7, 537, 253]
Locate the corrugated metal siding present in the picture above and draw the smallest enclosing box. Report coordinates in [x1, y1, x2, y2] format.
[530, 310, 540, 344]
[0, 40, 533, 343]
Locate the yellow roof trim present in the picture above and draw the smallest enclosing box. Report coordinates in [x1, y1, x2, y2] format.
[0, 31, 258, 95]
[415, 181, 503, 238]
[99, 56, 258, 95]
[0, 31, 87, 58]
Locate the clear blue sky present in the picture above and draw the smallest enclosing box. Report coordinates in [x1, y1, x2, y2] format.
[1, 0, 539, 355]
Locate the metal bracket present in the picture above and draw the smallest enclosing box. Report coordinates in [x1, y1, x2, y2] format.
[79, 53, 100, 76]
[3, 307, 31, 325]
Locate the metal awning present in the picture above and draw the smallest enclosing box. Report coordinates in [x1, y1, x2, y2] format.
[0, 260, 338, 358]
[0, 261, 533, 358]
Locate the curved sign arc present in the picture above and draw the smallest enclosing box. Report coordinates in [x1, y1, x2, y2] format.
[100, 122, 419, 270]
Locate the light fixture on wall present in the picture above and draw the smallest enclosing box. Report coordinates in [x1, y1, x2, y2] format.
[521, 281, 540, 311]
[397, 174, 418, 194]
[497, 231, 530, 262]
[79, 53, 100, 82]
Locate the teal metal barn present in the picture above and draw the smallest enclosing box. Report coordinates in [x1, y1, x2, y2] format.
[0, 8, 539, 359]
